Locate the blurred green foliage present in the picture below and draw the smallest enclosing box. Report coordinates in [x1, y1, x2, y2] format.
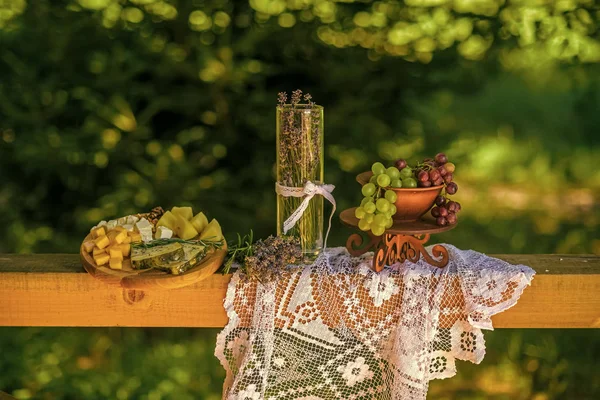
[0, 328, 225, 400]
[0, 0, 599, 399]
[0, 328, 598, 400]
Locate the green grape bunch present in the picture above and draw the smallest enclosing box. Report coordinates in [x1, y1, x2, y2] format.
[355, 162, 402, 236]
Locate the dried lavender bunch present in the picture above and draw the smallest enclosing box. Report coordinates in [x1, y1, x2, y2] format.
[244, 235, 302, 283]
[276, 90, 322, 187]
[276, 90, 324, 259]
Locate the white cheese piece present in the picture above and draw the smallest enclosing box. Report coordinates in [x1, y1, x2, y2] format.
[138, 224, 153, 239]
[117, 217, 128, 226]
[122, 224, 135, 232]
[139, 228, 153, 238]
[141, 230, 154, 243]
[155, 226, 173, 240]
[97, 220, 107, 227]
[136, 218, 152, 232]
[126, 215, 139, 225]
[107, 220, 118, 229]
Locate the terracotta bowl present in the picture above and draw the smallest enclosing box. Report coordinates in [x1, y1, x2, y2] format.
[357, 171, 443, 222]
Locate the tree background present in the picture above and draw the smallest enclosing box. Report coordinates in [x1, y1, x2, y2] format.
[0, 0, 598, 399]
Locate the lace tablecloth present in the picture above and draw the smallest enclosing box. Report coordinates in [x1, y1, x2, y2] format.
[215, 245, 535, 400]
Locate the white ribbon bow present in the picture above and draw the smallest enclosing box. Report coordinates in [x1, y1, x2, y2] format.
[275, 181, 336, 248]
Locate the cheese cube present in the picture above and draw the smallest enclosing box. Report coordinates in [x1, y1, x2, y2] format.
[91, 226, 106, 239]
[94, 235, 110, 249]
[118, 243, 131, 257]
[141, 230, 153, 243]
[82, 240, 95, 253]
[136, 218, 153, 232]
[126, 215, 139, 225]
[94, 252, 110, 266]
[109, 247, 124, 260]
[98, 220, 107, 227]
[117, 217, 128, 226]
[155, 226, 173, 240]
[93, 247, 106, 256]
[109, 258, 122, 270]
[107, 220, 118, 230]
[114, 230, 128, 244]
[107, 230, 119, 242]
[122, 224, 135, 232]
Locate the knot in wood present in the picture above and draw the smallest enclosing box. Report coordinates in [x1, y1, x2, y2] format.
[123, 289, 145, 304]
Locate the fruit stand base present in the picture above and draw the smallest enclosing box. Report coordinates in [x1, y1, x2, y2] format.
[345, 232, 449, 272]
[340, 208, 455, 273]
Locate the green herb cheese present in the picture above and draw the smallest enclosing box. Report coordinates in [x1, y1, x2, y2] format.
[160, 243, 207, 275]
[131, 243, 185, 269]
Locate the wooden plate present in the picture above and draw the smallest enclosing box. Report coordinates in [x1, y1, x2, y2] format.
[80, 234, 227, 290]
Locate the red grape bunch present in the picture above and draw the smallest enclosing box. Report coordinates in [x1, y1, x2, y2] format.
[393, 152, 461, 226]
[417, 152, 460, 226]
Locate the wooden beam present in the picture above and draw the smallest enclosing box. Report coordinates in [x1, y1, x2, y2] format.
[0, 254, 598, 328]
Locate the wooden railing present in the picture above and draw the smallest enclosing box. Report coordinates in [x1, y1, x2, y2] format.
[0, 254, 598, 328]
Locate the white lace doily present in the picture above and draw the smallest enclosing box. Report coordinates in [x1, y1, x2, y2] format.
[215, 245, 535, 400]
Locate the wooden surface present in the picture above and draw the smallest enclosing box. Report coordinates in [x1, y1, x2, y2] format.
[80, 234, 227, 290]
[0, 254, 230, 328]
[0, 254, 598, 328]
[340, 208, 456, 235]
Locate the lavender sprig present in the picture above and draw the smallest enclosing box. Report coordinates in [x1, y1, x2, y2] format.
[278, 92, 287, 106]
[291, 89, 302, 106]
[244, 235, 302, 282]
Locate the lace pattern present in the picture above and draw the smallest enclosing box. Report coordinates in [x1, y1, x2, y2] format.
[215, 245, 534, 399]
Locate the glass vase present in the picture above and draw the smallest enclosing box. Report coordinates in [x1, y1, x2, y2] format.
[276, 103, 324, 261]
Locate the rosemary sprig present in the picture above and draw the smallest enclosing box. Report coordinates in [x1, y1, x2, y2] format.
[221, 230, 254, 274]
[132, 237, 224, 250]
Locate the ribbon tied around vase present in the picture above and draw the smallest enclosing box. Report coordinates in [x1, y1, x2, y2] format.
[275, 181, 336, 248]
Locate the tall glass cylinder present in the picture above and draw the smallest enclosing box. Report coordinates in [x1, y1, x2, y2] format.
[276, 104, 324, 260]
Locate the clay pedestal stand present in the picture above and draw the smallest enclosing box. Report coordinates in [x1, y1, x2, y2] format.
[340, 208, 456, 273]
